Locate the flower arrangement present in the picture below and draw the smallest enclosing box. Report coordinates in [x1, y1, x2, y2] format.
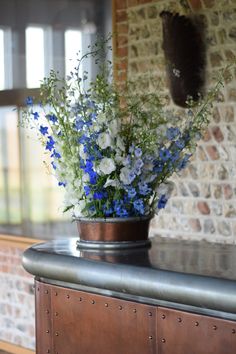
[22, 41, 227, 220]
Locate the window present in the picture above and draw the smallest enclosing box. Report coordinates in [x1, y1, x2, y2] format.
[65, 29, 82, 78]
[0, 0, 111, 239]
[26, 27, 46, 88]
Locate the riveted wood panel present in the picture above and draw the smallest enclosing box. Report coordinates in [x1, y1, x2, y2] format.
[157, 307, 236, 354]
[35, 281, 52, 354]
[50, 284, 156, 354]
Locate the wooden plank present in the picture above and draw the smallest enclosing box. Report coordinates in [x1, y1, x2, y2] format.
[0, 235, 42, 250]
[0, 341, 34, 354]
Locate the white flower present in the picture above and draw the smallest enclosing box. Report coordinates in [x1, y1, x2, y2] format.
[104, 178, 120, 188]
[64, 191, 79, 206]
[97, 112, 106, 123]
[116, 136, 125, 151]
[143, 161, 154, 171]
[99, 158, 116, 175]
[114, 153, 124, 164]
[156, 181, 174, 198]
[79, 145, 87, 160]
[97, 132, 112, 149]
[109, 120, 120, 136]
[73, 200, 87, 217]
[82, 173, 90, 182]
[120, 167, 134, 185]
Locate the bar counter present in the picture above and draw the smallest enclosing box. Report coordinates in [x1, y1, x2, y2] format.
[23, 236, 236, 354]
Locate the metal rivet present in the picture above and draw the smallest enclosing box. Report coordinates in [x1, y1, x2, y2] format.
[55, 332, 59, 336]
[161, 338, 166, 343]
[37, 287, 40, 292]
[79, 297, 82, 301]
[161, 314, 166, 319]
[177, 317, 182, 323]
[148, 312, 152, 317]
[232, 329, 236, 334]
[55, 312, 58, 316]
[46, 330, 49, 334]
[213, 325, 217, 330]
[195, 321, 199, 327]
[47, 350, 50, 353]
[91, 300, 95, 304]
[105, 303, 108, 307]
[45, 290, 49, 294]
[45, 310, 49, 314]
[67, 294, 70, 299]
[55, 292, 58, 296]
[149, 336, 153, 340]
[133, 309, 137, 313]
[119, 305, 123, 310]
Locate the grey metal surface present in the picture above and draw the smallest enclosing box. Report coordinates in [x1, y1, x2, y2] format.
[76, 239, 151, 249]
[22, 237, 236, 316]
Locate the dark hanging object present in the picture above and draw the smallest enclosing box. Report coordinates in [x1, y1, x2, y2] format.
[160, 11, 206, 107]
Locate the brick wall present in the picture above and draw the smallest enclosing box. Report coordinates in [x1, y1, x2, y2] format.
[0, 244, 35, 350]
[114, 0, 236, 243]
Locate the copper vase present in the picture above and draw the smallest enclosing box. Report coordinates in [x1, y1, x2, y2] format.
[75, 216, 152, 249]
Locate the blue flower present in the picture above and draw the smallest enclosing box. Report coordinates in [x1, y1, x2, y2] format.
[93, 191, 103, 200]
[166, 127, 180, 140]
[103, 206, 113, 217]
[46, 136, 55, 151]
[135, 159, 144, 169]
[89, 171, 97, 185]
[113, 200, 129, 217]
[153, 161, 164, 173]
[178, 154, 191, 170]
[126, 187, 136, 199]
[170, 150, 180, 162]
[89, 112, 97, 120]
[39, 125, 48, 135]
[129, 144, 135, 154]
[84, 185, 91, 196]
[48, 114, 57, 123]
[89, 205, 96, 213]
[175, 139, 185, 149]
[159, 148, 171, 162]
[129, 171, 136, 183]
[157, 195, 168, 209]
[58, 181, 66, 187]
[78, 134, 89, 144]
[51, 150, 61, 159]
[133, 199, 145, 215]
[33, 112, 39, 120]
[26, 96, 33, 106]
[116, 207, 129, 217]
[75, 119, 84, 130]
[135, 147, 142, 157]
[138, 182, 151, 196]
[84, 160, 93, 173]
[51, 161, 57, 170]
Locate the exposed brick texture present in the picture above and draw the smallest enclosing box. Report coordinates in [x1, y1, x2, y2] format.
[114, 0, 236, 243]
[0, 244, 35, 350]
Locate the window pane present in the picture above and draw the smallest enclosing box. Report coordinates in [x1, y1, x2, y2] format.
[0, 29, 4, 89]
[65, 29, 82, 77]
[0, 107, 21, 230]
[26, 27, 45, 88]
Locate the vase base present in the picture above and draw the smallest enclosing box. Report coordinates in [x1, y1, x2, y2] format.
[76, 239, 151, 250]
